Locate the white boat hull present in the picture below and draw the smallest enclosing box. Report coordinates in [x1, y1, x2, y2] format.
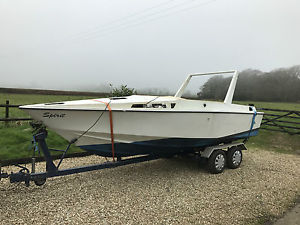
[22, 107, 263, 156]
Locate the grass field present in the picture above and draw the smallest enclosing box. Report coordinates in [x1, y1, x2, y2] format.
[235, 100, 300, 111]
[0, 93, 97, 161]
[0, 93, 299, 161]
[0, 93, 97, 118]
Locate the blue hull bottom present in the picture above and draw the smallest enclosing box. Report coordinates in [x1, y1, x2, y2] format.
[79, 130, 259, 157]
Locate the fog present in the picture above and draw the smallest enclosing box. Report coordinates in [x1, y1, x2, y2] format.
[0, 0, 299, 95]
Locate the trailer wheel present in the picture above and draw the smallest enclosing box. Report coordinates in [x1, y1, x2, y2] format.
[226, 147, 242, 169]
[207, 150, 226, 174]
[34, 177, 46, 186]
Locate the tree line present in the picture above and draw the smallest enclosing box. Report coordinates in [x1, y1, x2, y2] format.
[197, 65, 300, 102]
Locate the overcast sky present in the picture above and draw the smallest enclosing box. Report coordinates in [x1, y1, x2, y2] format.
[0, 0, 299, 94]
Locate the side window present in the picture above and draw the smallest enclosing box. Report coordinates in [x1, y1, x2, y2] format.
[151, 104, 166, 108]
[131, 103, 175, 109]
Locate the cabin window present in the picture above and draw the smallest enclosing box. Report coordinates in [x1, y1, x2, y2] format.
[131, 104, 147, 108]
[110, 97, 127, 100]
[131, 103, 169, 108]
[44, 102, 64, 105]
[152, 104, 166, 108]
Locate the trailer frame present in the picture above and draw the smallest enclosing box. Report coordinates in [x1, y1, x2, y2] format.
[0, 130, 248, 186]
[0, 130, 160, 187]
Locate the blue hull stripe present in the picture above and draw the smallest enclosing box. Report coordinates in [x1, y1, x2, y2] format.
[79, 129, 259, 157]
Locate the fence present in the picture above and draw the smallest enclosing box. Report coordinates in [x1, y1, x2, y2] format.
[1, 100, 300, 135]
[258, 108, 300, 135]
[0, 100, 32, 123]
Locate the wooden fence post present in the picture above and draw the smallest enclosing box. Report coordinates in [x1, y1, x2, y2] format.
[5, 100, 9, 126]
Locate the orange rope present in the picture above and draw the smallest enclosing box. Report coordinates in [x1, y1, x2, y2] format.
[93, 100, 115, 162]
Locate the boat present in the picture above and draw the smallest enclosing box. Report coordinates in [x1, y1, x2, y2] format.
[20, 70, 263, 158]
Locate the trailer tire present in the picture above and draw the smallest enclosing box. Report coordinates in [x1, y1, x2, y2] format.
[207, 150, 226, 174]
[34, 177, 46, 186]
[226, 147, 242, 169]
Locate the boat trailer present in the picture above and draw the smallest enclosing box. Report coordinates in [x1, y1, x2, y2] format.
[0, 130, 160, 187]
[0, 130, 248, 187]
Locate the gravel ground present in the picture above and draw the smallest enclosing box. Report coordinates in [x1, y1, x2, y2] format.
[273, 201, 300, 225]
[0, 149, 299, 225]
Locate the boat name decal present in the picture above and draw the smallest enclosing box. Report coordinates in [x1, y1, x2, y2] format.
[43, 112, 66, 118]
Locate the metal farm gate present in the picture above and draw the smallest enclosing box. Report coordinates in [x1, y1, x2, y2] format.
[258, 108, 300, 135]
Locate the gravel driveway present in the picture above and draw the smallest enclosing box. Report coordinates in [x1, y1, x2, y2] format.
[0, 149, 299, 225]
